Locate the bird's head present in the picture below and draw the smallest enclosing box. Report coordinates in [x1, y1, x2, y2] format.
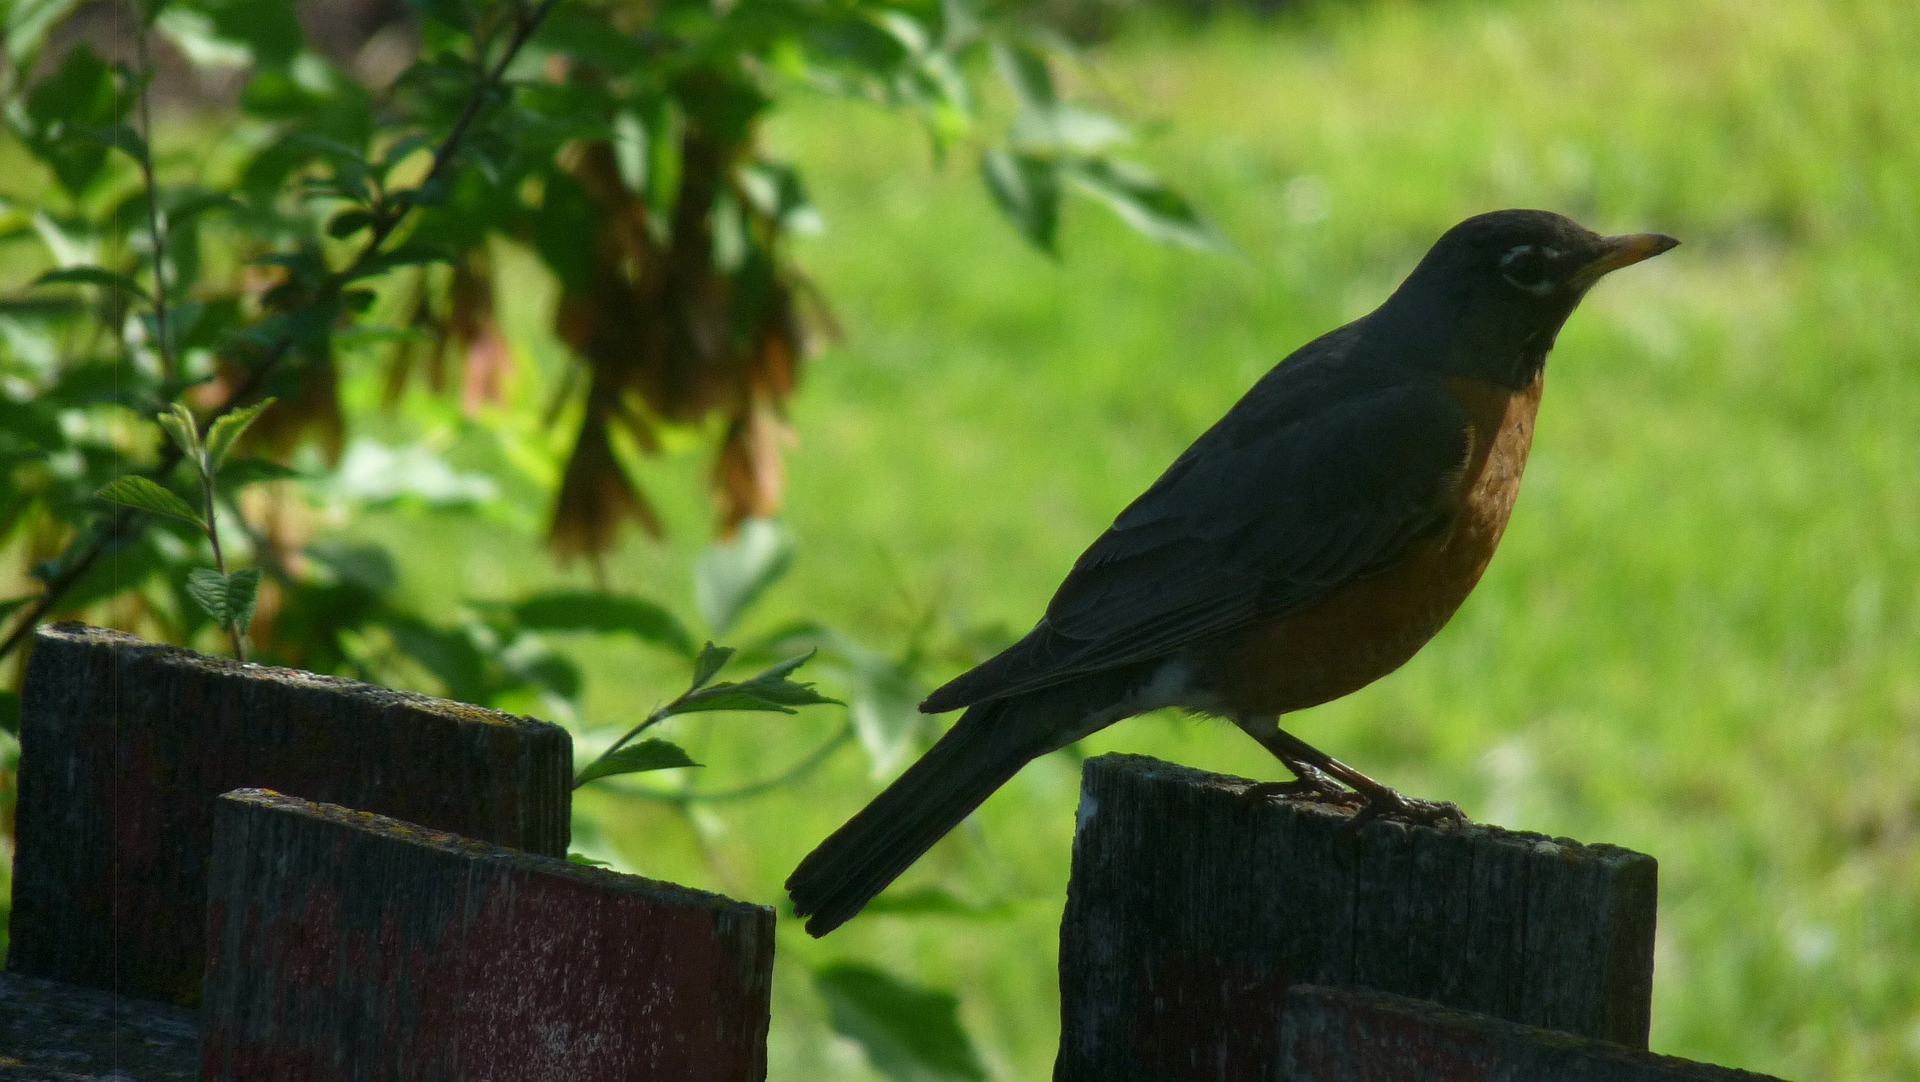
[1384, 209, 1677, 389]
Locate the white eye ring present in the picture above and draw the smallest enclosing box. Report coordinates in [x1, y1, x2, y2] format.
[1500, 244, 1561, 296]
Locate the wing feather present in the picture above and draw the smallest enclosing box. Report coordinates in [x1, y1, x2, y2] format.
[923, 372, 1468, 714]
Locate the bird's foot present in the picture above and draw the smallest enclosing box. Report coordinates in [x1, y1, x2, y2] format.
[1352, 786, 1469, 828]
[1242, 763, 1365, 809]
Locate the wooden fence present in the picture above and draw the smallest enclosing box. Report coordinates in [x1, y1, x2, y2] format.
[3, 624, 1789, 1080]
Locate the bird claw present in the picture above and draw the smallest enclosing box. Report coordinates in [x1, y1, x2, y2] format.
[1353, 788, 1469, 828]
[1242, 764, 1364, 809]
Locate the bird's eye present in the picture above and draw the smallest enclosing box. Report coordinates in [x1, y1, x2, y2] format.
[1498, 244, 1560, 296]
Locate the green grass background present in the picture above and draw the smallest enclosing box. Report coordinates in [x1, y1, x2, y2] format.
[60, 0, 1920, 1076]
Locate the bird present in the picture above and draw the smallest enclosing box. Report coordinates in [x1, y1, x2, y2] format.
[788, 209, 1677, 937]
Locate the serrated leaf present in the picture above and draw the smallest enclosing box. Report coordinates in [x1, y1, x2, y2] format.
[815, 964, 986, 1082]
[575, 738, 700, 786]
[204, 397, 276, 472]
[95, 476, 202, 526]
[695, 517, 794, 636]
[511, 591, 695, 657]
[157, 402, 201, 464]
[34, 265, 151, 301]
[690, 642, 735, 690]
[673, 651, 840, 715]
[1068, 159, 1229, 252]
[981, 148, 1059, 253]
[186, 567, 261, 634]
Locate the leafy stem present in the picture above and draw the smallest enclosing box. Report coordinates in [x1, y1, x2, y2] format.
[0, 0, 562, 665]
[572, 643, 839, 790]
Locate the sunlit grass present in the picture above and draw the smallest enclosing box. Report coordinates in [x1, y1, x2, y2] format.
[356, 0, 1920, 1076]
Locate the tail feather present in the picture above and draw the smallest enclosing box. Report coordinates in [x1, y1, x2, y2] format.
[787, 700, 1040, 936]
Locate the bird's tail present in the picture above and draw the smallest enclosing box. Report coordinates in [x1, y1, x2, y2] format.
[787, 699, 1041, 937]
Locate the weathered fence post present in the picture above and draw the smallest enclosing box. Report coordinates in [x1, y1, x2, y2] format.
[1279, 985, 1784, 1081]
[1056, 753, 1662, 1080]
[8, 624, 572, 1003]
[199, 789, 775, 1082]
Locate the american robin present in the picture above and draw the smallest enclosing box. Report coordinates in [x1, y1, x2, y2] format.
[788, 209, 1676, 936]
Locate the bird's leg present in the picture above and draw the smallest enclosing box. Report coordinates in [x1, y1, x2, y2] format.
[1231, 714, 1362, 807]
[1231, 714, 1467, 827]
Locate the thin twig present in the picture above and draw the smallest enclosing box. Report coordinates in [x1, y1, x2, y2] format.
[0, 0, 562, 663]
[610, 723, 856, 806]
[132, 20, 176, 385]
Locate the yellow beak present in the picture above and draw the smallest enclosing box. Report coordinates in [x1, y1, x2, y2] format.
[1569, 232, 1679, 290]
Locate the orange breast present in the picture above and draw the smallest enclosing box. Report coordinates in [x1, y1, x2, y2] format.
[1206, 374, 1543, 716]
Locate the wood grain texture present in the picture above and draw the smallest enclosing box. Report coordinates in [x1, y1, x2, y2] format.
[8, 624, 572, 1004]
[200, 790, 775, 1082]
[1278, 985, 1790, 1082]
[0, 972, 198, 1080]
[1055, 754, 1657, 1081]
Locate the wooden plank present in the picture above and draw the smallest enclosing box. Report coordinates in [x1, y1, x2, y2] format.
[8, 624, 572, 1004]
[1279, 985, 1792, 1081]
[1055, 754, 1658, 1081]
[0, 972, 198, 1081]
[199, 789, 775, 1082]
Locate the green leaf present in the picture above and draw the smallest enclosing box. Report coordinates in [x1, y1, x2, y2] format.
[1012, 103, 1130, 157]
[511, 591, 695, 657]
[993, 41, 1056, 111]
[0, 688, 19, 737]
[25, 46, 121, 194]
[346, 242, 452, 281]
[89, 122, 149, 164]
[34, 266, 151, 302]
[575, 739, 701, 786]
[186, 567, 262, 634]
[157, 402, 202, 465]
[980, 149, 1059, 254]
[7, 0, 83, 70]
[204, 397, 276, 472]
[378, 614, 490, 700]
[95, 476, 203, 526]
[377, 132, 435, 177]
[842, 649, 928, 779]
[694, 517, 794, 636]
[1067, 159, 1230, 252]
[690, 642, 735, 691]
[674, 651, 841, 716]
[862, 887, 1015, 921]
[814, 963, 986, 1082]
[219, 458, 305, 488]
[326, 208, 374, 238]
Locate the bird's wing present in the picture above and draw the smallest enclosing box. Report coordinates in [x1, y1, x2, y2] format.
[922, 377, 1471, 713]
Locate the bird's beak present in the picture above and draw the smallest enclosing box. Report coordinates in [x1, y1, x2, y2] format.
[1569, 232, 1679, 290]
